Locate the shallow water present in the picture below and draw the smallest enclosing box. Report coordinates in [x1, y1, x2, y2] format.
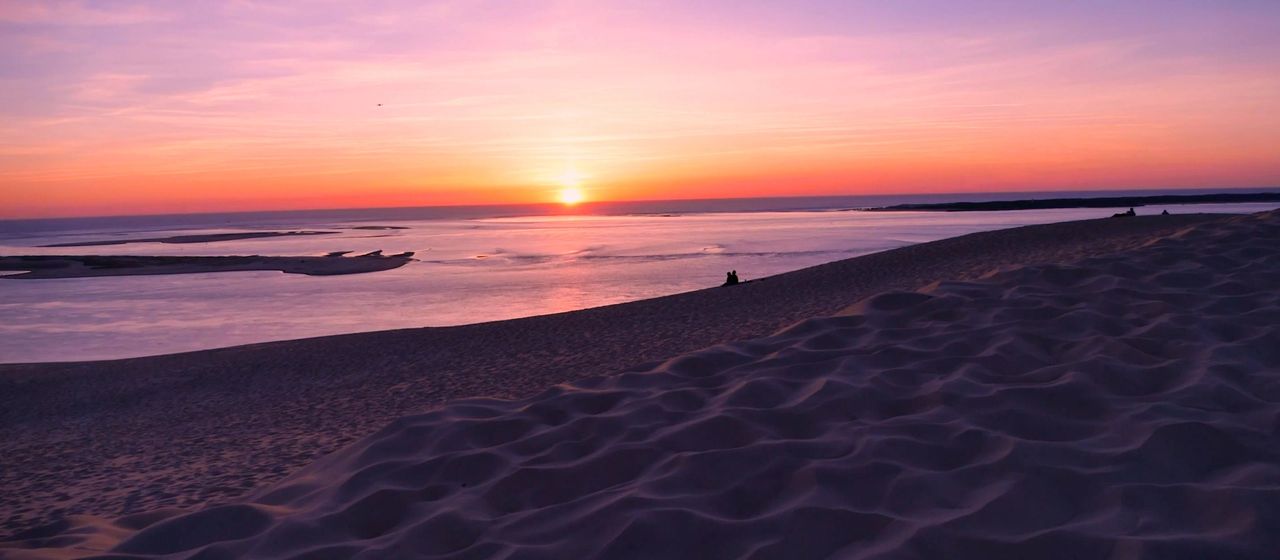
[2, 200, 1276, 362]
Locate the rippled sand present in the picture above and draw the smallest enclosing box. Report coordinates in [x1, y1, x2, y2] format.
[4, 211, 1277, 558]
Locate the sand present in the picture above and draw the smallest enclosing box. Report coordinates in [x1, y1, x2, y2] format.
[39, 231, 338, 247]
[0, 253, 415, 279]
[2, 211, 1277, 558]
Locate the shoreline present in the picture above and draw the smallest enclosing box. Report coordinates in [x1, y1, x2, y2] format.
[0, 212, 1233, 542]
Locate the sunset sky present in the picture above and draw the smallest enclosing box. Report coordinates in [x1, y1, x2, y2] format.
[2, 1, 1279, 218]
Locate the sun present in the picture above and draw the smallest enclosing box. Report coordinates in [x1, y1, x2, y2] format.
[554, 169, 588, 205]
[558, 187, 585, 205]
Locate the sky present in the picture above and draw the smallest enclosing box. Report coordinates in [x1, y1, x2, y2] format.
[2, 0, 1279, 218]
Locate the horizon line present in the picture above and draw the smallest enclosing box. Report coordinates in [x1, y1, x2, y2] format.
[3, 185, 1278, 224]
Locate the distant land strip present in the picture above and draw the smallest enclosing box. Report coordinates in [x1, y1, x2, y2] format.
[868, 191, 1280, 212]
[40, 230, 338, 248]
[0, 252, 414, 279]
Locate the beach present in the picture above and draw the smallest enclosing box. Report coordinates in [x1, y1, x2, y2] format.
[2, 210, 1278, 558]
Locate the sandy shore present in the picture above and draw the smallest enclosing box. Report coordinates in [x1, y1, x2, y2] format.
[0, 253, 415, 279]
[3, 211, 1277, 558]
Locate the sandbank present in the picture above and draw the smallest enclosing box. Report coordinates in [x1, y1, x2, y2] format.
[0, 253, 415, 280]
[39, 231, 337, 248]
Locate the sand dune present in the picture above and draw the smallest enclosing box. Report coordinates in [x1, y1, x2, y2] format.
[0, 214, 1220, 539]
[4, 211, 1279, 558]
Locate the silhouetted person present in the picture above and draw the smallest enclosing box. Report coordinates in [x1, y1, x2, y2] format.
[722, 270, 740, 287]
[1112, 207, 1137, 218]
[1161, 209, 1170, 215]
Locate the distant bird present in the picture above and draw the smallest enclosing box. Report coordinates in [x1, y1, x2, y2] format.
[377, 103, 383, 107]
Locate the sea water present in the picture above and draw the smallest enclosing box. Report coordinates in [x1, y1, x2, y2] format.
[1, 191, 1276, 363]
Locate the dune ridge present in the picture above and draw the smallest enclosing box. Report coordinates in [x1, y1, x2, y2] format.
[5, 210, 1278, 558]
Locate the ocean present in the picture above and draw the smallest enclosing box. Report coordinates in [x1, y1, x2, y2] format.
[2, 189, 1276, 363]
